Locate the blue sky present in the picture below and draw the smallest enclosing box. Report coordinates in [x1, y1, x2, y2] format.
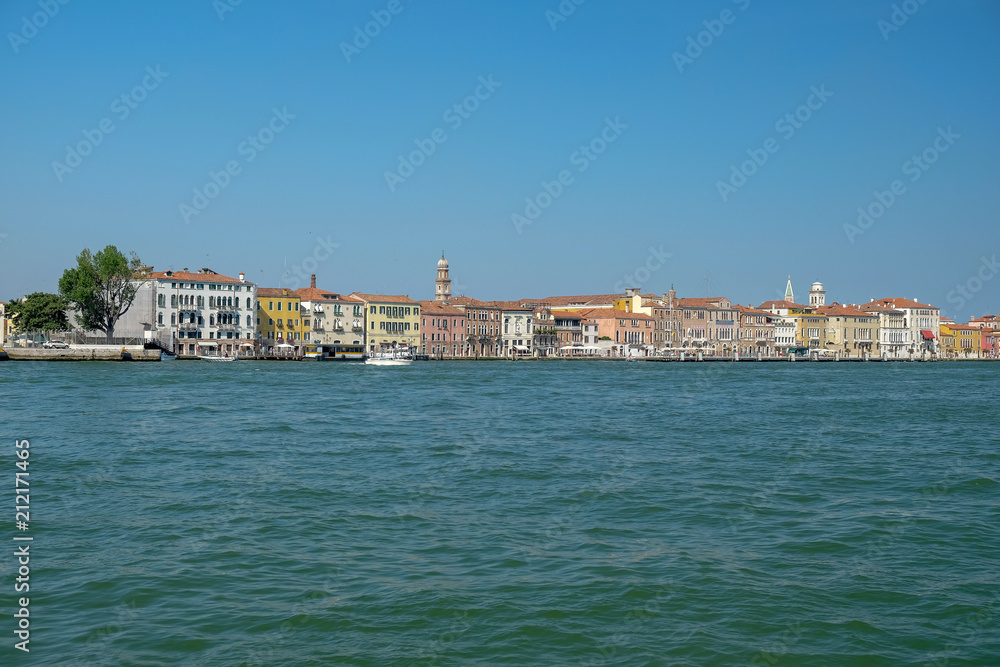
[1, 0, 998, 318]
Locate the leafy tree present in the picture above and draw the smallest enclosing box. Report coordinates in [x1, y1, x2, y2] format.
[5, 292, 70, 331]
[59, 245, 145, 344]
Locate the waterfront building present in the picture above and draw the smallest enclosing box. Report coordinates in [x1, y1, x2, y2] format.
[938, 324, 957, 358]
[295, 278, 365, 357]
[757, 301, 804, 354]
[434, 255, 452, 302]
[578, 308, 654, 356]
[418, 300, 466, 357]
[949, 324, 982, 358]
[816, 303, 876, 357]
[675, 296, 739, 355]
[257, 288, 304, 354]
[614, 288, 674, 350]
[529, 294, 621, 312]
[551, 310, 584, 351]
[530, 304, 559, 356]
[449, 297, 502, 357]
[146, 269, 258, 356]
[734, 305, 776, 356]
[349, 293, 421, 353]
[982, 329, 999, 358]
[859, 297, 940, 356]
[582, 320, 600, 346]
[494, 301, 534, 356]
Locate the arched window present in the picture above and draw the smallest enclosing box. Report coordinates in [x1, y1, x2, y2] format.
[209, 297, 215, 308]
[246, 298, 251, 309]
[210, 315, 215, 325]
[171, 313, 176, 325]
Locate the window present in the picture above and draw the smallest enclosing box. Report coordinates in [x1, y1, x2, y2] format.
[269, 318, 274, 326]
[157, 313, 163, 325]
[277, 319, 283, 326]
[157, 294, 165, 307]
[304, 319, 310, 327]
[171, 313, 176, 325]
[210, 315, 215, 325]
[247, 298, 251, 308]
[171, 294, 177, 307]
[277, 302, 283, 311]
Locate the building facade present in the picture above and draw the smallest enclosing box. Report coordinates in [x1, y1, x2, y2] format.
[816, 303, 876, 357]
[450, 297, 502, 357]
[145, 269, 258, 356]
[418, 300, 466, 357]
[296, 281, 365, 357]
[350, 293, 421, 352]
[257, 288, 304, 354]
[859, 297, 940, 356]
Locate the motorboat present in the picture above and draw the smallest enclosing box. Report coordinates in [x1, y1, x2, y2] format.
[365, 346, 412, 366]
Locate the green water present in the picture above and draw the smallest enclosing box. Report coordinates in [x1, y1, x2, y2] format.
[1, 360, 998, 665]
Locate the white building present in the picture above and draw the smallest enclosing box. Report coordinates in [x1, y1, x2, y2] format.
[498, 303, 534, 356]
[859, 297, 939, 356]
[147, 268, 258, 356]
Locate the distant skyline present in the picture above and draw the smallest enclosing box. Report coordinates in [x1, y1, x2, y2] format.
[2, 1, 999, 319]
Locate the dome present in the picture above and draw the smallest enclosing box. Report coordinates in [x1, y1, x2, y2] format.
[437, 256, 449, 268]
[811, 281, 824, 291]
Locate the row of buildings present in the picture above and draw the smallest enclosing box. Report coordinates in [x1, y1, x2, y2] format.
[2, 257, 998, 359]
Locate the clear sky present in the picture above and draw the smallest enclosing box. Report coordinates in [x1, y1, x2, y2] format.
[2, 0, 998, 318]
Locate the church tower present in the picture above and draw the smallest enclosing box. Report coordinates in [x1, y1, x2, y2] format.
[435, 254, 451, 301]
[809, 281, 826, 307]
[784, 276, 794, 303]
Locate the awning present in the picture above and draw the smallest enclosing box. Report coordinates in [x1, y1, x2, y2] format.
[199, 342, 218, 347]
[921, 330, 935, 340]
[513, 345, 530, 351]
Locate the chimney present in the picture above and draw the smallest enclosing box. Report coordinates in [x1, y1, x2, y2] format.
[239, 272, 245, 282]
[310, 274, 316, 289]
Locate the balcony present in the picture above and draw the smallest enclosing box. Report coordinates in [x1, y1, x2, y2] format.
[178, 322, 198, 331]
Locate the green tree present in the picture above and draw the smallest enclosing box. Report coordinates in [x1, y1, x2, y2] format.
[58, 246, 145, 344]
[5, 292, 70, 332]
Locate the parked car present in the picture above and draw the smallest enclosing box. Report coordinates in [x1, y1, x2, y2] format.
[42, 340, 70, 349]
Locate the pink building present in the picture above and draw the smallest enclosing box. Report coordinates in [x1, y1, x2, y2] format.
[418, 300, 466, 357]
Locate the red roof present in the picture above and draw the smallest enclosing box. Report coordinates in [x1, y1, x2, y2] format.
[348, 293, 417, 305]
[150, 269, 246, 284]
[859, 297, 939, 311]
[757, 300, 806, 310]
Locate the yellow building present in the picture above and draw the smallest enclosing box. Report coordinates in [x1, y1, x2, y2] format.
[257, 288, 306, 353]
[816, 304, 877, 357]
[782, 307, 828, 351]
[950, 324, 981, 358]
[938, 325, 956, 357]
[349, 293, 421, 353]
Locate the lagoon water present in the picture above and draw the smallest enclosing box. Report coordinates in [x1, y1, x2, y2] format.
[2, 360, 999, 665]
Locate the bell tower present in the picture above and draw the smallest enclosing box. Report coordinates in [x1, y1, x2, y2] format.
[435, 254, 451, 302]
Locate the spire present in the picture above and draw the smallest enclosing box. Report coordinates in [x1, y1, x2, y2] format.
[785, 276, 794, 303]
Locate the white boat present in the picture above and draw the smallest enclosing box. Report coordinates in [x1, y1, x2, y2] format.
[365, 347, 412, 366]
[200, 355, 237, 362]
[160, 352, 177, 361]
